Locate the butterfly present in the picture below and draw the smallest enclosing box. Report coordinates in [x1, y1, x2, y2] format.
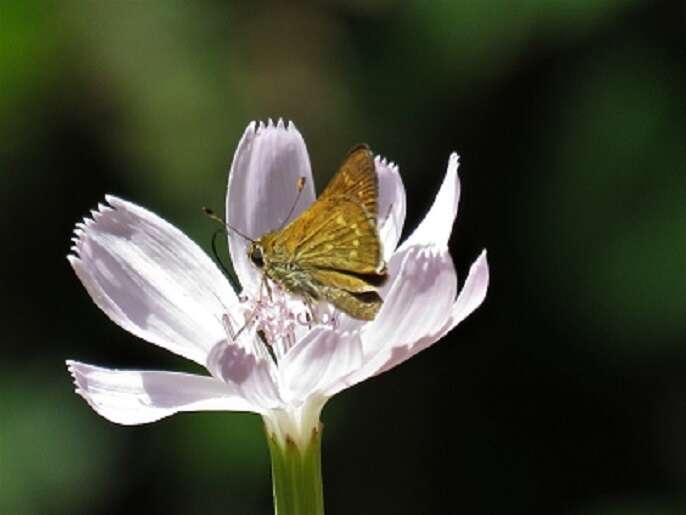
[247, 144, 388, 321]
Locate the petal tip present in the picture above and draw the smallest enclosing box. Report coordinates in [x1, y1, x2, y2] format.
[66, 359, 82, 373]
[234, 122, 258, 154]
[253, 118, 297, 135]
[103, 194, 123, 207]
[447, 153, 461, 177]
[450, 249, 490, 326]
[375, 154, 399, 174]
[65, 360, 81, 387]
[476, 249, 490, 289]
[447, 153, 461, 179]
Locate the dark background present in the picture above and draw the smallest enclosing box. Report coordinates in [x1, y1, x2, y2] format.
[3, 1, 686, 514]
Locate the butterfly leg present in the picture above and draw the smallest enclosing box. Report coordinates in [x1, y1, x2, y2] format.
[233, 280, 267, 341]
[233, 310, 255, 341]
[237, 276, 276, 350]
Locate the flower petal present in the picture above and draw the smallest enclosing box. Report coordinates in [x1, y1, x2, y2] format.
[226, 120, 316, 292]
[327, 244, 457, 396]
[67, 360, 257, 425]
[206, 340, 282, 412]
[366, 249, 489, 379]
[447, 249, 490, 330]
[279, 326, 363, 403]
[376, 155, 407, 261]
[367, 245, 457, 348]
[400, 153, 460, 250]
[69, 196, 237, 365]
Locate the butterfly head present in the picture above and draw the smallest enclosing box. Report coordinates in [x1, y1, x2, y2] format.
[248, 241, 265, 269]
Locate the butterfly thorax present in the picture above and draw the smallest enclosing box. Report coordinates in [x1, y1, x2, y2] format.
[249, 234, 319, 299]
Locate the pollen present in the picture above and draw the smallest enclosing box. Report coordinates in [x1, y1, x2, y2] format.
[349, 250, 358, 259]
[336, 215, 346, 225]
[352, 239, 360, 247]
[325, 243, 334, 251]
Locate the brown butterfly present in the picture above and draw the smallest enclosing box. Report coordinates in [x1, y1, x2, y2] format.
[247, 144, 388, 320]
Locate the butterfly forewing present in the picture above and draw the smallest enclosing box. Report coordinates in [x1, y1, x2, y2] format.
[290, 199, 382, 272]
[319, 144, 379, 219]
[252, 144, 388, 320]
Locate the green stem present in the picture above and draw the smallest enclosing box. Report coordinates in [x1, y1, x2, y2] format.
[267, 424, 325, 515]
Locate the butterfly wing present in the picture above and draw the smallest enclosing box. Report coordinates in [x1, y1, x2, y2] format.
[293, 198, 383, 272]
[263, 144, 388, 320]
[318, 286, 383, 320]
[273, 145, 385, 273]
[319, 144, 378, 220]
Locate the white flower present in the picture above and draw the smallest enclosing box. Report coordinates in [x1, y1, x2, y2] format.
[66, 119, 489, 448]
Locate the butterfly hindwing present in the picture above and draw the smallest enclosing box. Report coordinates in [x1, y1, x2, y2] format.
[319, 286, 383, 321]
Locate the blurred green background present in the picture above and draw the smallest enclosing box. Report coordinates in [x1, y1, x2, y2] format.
[2, 0, 686, 513]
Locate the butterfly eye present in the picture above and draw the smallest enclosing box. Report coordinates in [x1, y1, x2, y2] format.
[250, 245, 264, 268]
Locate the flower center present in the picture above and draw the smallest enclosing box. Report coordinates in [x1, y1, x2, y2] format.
[234, 284, 339, 362]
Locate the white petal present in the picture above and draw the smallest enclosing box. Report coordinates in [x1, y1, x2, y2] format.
[365, 244, 457, 353]
[400, 153, 460, 250]
[206, 340, 282, 412]
[279, 326, 363, 403]
[363, 249, 489, 381]
[69, 196, 237, 365]
[376, 155, 407, 261]
[447, 249, 490, 329]
[67, 360, 257, 425]
[226, 120, 316, 292]
[327, 244, 457, 396]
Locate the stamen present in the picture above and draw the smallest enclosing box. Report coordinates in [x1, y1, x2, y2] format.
[230, 283, 342, 363]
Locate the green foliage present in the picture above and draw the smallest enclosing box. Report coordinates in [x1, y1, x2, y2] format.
[0, 371, 120, 514]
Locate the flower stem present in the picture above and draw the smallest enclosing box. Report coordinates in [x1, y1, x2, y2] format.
[267, 424, 325, 515]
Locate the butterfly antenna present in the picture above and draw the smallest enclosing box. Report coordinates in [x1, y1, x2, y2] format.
[279, 176, 307, 230]
[202, 207, 245, 291]
[202, 207, 254, 242]
[209, 227, 241, 291]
